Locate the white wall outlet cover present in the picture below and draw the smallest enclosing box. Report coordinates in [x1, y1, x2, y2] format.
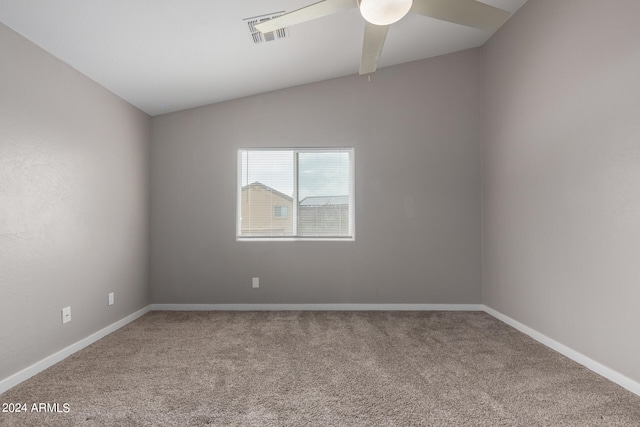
[252, 277, 259, 288]
[62, 306, 71, 324]
[108, 292, 114, 306]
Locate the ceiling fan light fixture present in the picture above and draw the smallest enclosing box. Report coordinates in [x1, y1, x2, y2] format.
[359, 0, 413, 26]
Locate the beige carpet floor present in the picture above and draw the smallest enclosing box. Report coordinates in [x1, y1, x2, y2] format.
[1, 311, 639, 426]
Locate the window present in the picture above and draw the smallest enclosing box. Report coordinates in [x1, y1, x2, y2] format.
[274, 206, 288, 218]
[237, 148, 354, 240]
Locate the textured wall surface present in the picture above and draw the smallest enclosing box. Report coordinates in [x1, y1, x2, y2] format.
[150, 49, 483, 305]
[482, 0, 640, 383]
[0, 22, 151, 380]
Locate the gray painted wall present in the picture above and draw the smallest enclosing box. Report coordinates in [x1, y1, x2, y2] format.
[150, 49, 483, 305]
[482, 0, 640, 383]
[0, 23, 151, 380]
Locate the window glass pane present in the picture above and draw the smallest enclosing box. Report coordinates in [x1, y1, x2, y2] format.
[298, 151, 351, 237]
[239, 150, 294, 236]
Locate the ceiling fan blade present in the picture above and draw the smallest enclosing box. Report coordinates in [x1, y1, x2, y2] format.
[255, 0, 357, 33]
[360, 22, 390, 75]
[411, 0, 510, 31]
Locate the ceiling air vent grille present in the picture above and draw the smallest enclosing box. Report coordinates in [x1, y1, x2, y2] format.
[244, 12, 288, 44]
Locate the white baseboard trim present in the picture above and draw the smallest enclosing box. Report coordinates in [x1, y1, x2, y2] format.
[0, 305, 151, 395]
[150, 303, 485, 311]
[483, 305, 640, 397]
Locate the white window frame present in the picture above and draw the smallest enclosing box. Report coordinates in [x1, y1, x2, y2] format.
[236, 147, 355, 241]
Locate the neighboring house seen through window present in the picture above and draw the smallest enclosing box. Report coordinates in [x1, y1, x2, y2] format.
[237, 148, 354, 240]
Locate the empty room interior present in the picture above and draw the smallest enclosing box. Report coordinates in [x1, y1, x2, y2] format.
[1, 0, 639, 425]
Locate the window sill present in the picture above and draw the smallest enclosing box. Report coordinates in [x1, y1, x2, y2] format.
[236, 236, 355, 242]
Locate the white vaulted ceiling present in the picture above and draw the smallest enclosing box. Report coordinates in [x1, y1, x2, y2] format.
[0, 0, 527, 116]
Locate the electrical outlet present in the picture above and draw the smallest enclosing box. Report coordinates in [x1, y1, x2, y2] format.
[252, 277, 259, 289]
[62, 306, 71, 324]
[108, 292, 114, 306]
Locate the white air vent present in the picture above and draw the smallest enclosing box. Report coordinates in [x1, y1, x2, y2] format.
[244, 12, 288, 44]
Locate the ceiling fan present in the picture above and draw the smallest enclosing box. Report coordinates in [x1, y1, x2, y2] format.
[255, 0, 510, 75]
